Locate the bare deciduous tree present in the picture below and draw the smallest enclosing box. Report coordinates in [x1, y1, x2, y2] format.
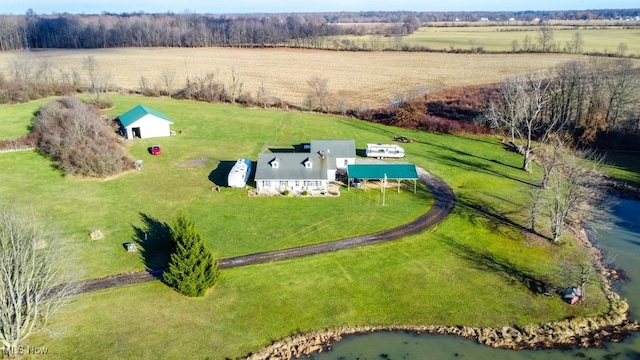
[256, 80, 268, 108]
[545, 149, 609, 243]
[537, 25, 555, 52]
[527, 187, 545, 232]
[486, 72, 565, 172]
[617, 42, 628, 57]
[10, 50, 34, 83]
[0, 207, 73, 356]
[566, 32, 584, 54]
[523, 34, 532, 52]
[510, 39, 519, 52]
[138, 75, 151, 96]
[82, 55, 111, 99]
[228, 66, 243, 104]
[537, 135, 566, 189]
[159, 68, 176, 97]
[558, 254, 595, 300]
[306, 75, 330, 112]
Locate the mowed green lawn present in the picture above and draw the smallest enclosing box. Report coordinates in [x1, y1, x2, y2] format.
[0, 96, 611, 359]
[0, 96, 432, 277]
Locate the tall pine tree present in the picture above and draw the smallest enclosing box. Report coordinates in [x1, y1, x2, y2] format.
[163, 213, 219, 297]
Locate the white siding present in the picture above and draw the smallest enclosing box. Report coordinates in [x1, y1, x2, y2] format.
[335, 157, 355, 170]
[257, 180, 328, 193]
[125, 114, 172, 139]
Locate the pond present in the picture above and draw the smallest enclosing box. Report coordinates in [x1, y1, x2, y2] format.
[311, 198, 640, 360]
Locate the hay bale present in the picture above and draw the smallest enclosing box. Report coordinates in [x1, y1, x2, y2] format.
[90, 229, 104, 240]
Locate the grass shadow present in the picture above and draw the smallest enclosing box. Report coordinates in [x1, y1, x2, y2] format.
[415, 137, 538, 187]
[455, 192, 551, 242]
[208, 160, 235, 187]
[446, 237, 551, 295]
[268, 147, 296, 153]
[133, 213, 172, 271]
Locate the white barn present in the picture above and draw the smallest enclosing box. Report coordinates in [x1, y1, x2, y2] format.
[116, 105, 174, 139]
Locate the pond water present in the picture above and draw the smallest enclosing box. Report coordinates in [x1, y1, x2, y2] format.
[311, 198, 640, 360]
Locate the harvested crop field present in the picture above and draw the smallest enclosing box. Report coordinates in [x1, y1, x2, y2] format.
[0, 47, 596, 106]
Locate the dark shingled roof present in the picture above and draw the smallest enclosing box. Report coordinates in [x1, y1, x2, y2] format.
[255, 153, 329, 181]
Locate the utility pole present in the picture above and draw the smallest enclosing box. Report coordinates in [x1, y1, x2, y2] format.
[382, 173, 387, 206]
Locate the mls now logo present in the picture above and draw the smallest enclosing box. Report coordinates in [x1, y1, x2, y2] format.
[2, 345, 49, 356]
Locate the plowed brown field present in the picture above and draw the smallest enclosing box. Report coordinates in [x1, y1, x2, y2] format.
[0, 47, 595, 107]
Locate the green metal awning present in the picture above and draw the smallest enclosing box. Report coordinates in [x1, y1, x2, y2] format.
[347, 163, 418, 180]
[117, 105, 173, 127]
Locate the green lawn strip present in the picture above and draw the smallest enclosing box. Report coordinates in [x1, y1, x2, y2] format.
[339, 26, 640, 55]
[31, 214, 606, 359]
[0, 98, 50, 138]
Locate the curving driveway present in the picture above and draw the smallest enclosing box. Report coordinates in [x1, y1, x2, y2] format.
[69, 168, 455, 295]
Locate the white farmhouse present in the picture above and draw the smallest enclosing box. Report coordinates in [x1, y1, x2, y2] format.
[254, 152, 329, 194]
[116, 105, 174, 139]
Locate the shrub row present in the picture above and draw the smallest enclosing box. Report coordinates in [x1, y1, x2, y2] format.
[30, 97, 133, 178]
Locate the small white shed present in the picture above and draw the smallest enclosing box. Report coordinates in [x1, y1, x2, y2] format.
[116, 105, 174, 139]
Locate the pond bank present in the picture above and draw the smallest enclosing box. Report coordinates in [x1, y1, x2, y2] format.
[245, 227, 640, 360]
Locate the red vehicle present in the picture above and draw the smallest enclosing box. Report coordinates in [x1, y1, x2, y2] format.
[150, 145, 161, 155]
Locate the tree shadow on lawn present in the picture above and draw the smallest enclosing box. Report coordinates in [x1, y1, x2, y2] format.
[133, 213, 172, 272]
[455, 192, 552, 243]
[445, 237, 552, 295]
[414, 137, 538, 188]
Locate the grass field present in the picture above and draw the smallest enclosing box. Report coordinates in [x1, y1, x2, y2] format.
[0, 48, 598, 108]
[398, 26, 640, 55]
[0, 95, 613, 359]
[334, 25, 640, 55]
[0, 96, 433, 278]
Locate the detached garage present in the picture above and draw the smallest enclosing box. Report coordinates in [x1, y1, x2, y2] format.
[116, 105, 174, 139]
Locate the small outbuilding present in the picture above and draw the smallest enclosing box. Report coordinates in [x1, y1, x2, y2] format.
[116, 105, 174, 139]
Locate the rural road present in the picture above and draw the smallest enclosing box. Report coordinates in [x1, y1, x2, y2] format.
[68, 168, 455, 296]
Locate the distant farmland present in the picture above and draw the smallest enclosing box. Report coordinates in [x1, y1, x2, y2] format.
[335, 23, 640, 55]
[403, 25, 640, 54]
[0, 48, 601, 107]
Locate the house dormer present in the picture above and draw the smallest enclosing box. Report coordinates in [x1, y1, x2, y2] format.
[303, 157, 312, 168]
[270, 157, 280, 168]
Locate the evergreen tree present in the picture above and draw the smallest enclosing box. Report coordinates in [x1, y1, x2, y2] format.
[163, 214, 219, 297]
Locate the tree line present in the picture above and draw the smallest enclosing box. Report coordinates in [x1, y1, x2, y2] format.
[485, 58, 640, 154]
[1, 9, 637, 51]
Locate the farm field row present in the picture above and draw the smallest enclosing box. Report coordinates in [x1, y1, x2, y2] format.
[339, 26, 640, 55]
[0, 48, 594, 108]
[0, 95, 610, 359]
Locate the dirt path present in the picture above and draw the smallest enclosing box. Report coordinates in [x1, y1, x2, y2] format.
[68, 168, 455, 295]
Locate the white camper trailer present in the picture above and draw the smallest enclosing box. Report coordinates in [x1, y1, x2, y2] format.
[365, 143, 405, 159]
[228, 158, 252, 188]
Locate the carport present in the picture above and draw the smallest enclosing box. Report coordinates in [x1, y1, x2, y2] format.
[346, 163, 419, 193]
